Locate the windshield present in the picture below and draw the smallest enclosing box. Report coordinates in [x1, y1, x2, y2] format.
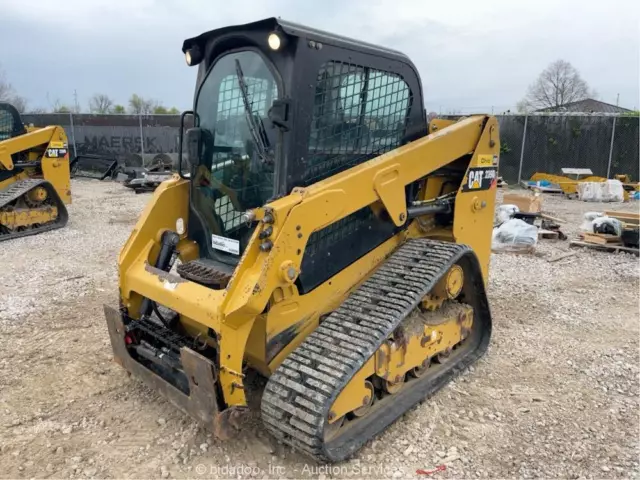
[193, 50, 278, 257]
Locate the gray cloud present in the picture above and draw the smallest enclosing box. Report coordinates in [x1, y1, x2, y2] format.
[2, 0, 639, 112]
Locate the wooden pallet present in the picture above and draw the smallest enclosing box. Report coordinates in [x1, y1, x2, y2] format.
[519, 181, 563, 193]
[582, 233, 622, 245]
[491, 246, 536, 255]
[547, 251, 576, 263]
[603, 210, 640, 226]
[538, 229, 559, 239]
[570, 240, 639, 256]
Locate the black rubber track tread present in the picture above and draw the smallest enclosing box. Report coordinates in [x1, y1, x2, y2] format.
[261, 238, 492, 462]
[0, 178, 68, 242]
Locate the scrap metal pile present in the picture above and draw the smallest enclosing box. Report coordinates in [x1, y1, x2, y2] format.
[70, 154, 173, 193]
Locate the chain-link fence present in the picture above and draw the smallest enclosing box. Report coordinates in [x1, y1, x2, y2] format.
[21, 113, 186, 169]
[497, 113, 639, 184]
[21, 112, 640, 183]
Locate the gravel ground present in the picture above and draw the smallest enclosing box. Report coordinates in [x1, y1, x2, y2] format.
[0, 180, 638, 479]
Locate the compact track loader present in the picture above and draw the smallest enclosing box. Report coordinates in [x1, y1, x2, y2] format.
[105, 18, 499, 461]
[0, 103, 71, 241]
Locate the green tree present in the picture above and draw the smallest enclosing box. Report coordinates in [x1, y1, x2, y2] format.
[168, 107, 180, 114]
[128, 94, 156, 115]
[153, 105, 169, 114]
[113, 104, 126, 114]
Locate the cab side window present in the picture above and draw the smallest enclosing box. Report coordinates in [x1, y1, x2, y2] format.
[305, 61, 412, 185]
[0, 109, 15, 141]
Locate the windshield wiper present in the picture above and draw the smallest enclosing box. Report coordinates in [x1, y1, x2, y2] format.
[234, 59, 271, 164]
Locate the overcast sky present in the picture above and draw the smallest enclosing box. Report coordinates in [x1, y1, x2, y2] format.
[2, 0, 639, 113]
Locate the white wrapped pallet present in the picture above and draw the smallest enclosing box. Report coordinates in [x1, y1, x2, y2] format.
[577, 180, 624, 202]
[601, 180, 625, 202]
[495, 204, 519, 226]
[491, 218, 538, 252]
[579, 211, 604, 232]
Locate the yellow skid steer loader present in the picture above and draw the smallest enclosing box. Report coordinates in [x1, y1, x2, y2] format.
[104, 18, 499, 462]
[0, 103, 71, 241]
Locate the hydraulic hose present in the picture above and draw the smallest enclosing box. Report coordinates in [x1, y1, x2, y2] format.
[139, 230, 180, 318]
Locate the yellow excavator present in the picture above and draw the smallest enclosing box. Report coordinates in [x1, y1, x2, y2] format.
[104, 18, 499, 461]
[0, 102, 71, 241]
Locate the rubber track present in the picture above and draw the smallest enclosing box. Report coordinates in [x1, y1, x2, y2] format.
[261, 238, 491, 462]
[0, 178, 68, 242]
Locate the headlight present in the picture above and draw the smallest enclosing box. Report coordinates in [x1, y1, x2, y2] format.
[268, 33, 281, 50]
[184, 45, 203, 66]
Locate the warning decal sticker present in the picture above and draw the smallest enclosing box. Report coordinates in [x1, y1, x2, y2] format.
[212, 234, 240, 255]
[477, 154, 499, 167]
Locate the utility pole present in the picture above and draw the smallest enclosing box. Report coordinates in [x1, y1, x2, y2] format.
[616, 93, 619, 106]
[73, 89, 80, 113]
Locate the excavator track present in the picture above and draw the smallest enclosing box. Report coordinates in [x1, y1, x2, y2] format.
[0, 178, 68, 242]
[261, 238, 492, 462]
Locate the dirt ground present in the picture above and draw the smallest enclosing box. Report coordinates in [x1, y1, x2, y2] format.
[1, 180, 638, 479]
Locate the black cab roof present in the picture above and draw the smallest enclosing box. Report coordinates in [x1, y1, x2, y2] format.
[182, 17, 416, 68]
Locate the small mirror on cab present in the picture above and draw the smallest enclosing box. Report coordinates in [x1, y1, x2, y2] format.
[268, 99, 291, 131]
[185, 127, 202, 167]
